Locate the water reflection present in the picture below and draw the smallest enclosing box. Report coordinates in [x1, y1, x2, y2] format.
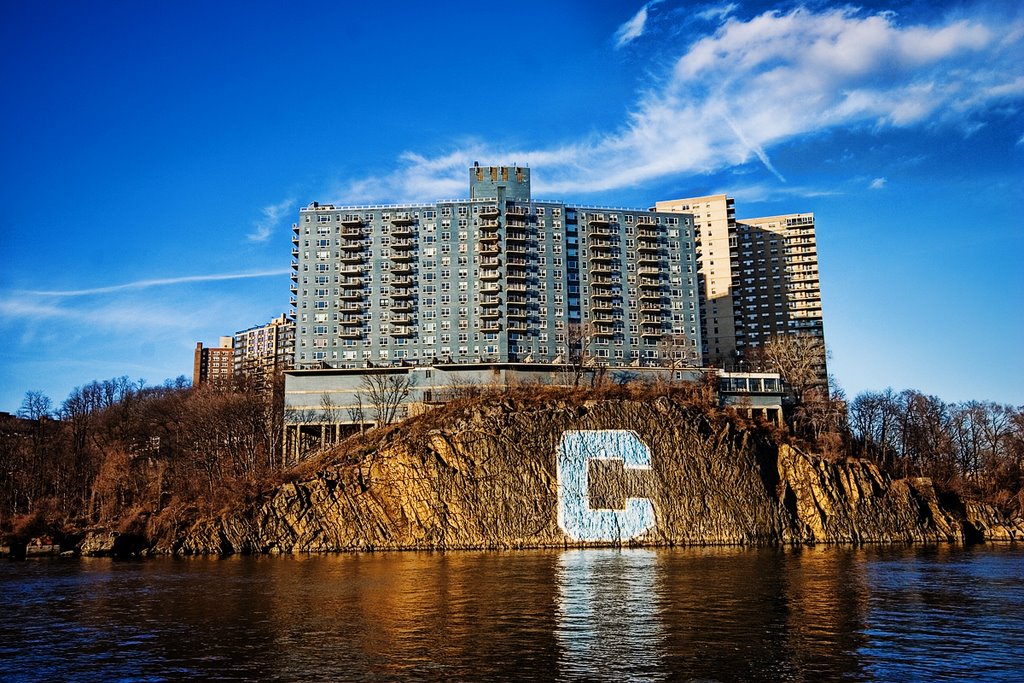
[2, 546, 1022, 681]
[556, 549, 665, 680]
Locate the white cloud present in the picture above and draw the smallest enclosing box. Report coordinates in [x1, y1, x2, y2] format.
[696, 2, 737, 23]
[615, 3, 652, 49]
[336, 5, 1024, 201]
[869, 177, 887, 190]
[23, 270, 290, 297]
[248, 198, 295, 242]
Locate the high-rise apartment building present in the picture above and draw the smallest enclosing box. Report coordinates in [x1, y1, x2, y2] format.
[233, 313, 295, 384]
[289, 165, 703, 370]
[193, 337, 234, 387]
[657, 196, 825, 377]
[654, 195, 738, 366]
[731, 213, 824, 353]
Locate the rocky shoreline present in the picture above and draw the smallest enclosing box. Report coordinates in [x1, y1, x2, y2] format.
[7, 397, 1023, 558]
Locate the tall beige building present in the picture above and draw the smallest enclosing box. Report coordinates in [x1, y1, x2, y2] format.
[655, 197, 825, 377]
[732, 213, 824, 356]
[654, 195, 738, 366]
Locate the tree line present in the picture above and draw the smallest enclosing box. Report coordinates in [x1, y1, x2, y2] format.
[848, 389, 1023, 513]
[1, 375, 285, 542]
[2, 369, 1021, 544]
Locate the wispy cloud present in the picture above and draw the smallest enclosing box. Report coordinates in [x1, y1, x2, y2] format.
[869, 177, 887, 189]
[335, 5, 1023, 202]
[24, 270, 290, 297]
[696, 2, 737, 23]
[615, 2, 658, 49]
[248, 198, 295, 242]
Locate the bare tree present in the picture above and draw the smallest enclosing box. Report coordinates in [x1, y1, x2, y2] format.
[657, 333, 700, 370]
[746, 333, 827, 404]
[360, 372, 416, 427]
[18, 391, 53, 421]
[565, 322, 594, 387]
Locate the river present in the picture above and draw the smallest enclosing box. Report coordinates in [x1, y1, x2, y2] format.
[2, 545, 1022, 682]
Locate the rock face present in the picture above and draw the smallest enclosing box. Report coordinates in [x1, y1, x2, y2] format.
[161, 397, 1022, 554]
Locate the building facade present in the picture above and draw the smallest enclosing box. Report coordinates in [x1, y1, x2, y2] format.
[654, 194, 738, 367]
[655, 197, 826, 376]
[193, 337, 234, 386]
[731, 213, 824, 354]
[289, 165, 702, 371]
[233, 313, 295, 384]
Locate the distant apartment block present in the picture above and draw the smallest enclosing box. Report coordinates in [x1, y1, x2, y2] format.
[655, 196, 825, 375]
[193, 337, 234, 386]
[233, 313, 295, 384]
[289, 164, 703, 370]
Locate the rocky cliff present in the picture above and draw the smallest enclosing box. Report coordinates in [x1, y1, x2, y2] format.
[155, 396, 1021, 555]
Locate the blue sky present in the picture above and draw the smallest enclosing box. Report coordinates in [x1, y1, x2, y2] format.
[1, 0, 1022, 412]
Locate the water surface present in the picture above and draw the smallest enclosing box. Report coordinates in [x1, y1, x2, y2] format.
[2, 545, 1022, 681]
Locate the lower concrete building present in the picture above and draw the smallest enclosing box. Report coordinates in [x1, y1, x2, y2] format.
[282, 363, 783, 461]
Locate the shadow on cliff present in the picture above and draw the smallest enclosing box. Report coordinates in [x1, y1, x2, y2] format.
[145, 385, 1022, 555]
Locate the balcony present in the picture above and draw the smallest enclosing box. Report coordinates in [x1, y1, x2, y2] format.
[592, 300, 615, 312]
[479, 219, 500, 231]
[481, 323, 503, 333]
[391, 239, 415, 250]
[340, 316, 363, 327]
[390, 250, 415, 263]
[481, 309, 501, 320]
[391, 288, 415, 300]
[291, 247, 299, 258]
[480, 257, 501, 269]
[391, 263, 414, 275]
[505, 228, 530, 242]
[507, 307, 529, 319]
[480, 295, 501, 307]
[637, 252, 662, 266]
[340, 304, 363, 314]
[390, 302, 414, 313]
[390, 326, 415, 338]
[391, 225, 415, 238]
[391, 315, 414, 326]
[590, 264, 615, 273]
[506, 207, 528, 218]
[635, 217, 657, 228]
[591, 289, 616, 300]
[341, 240, 365, 252]
[479, 205, 499, 218]
[341, 216, 363, 227]
[391, 277, 414, 288]
[340, 330, 363, 339]
[480, 269, 500, 282]
[340, 290, 366, 301]
[481, 283, 502, 295]
[340, 278, 363, 289]
[340, 252, 364, 264]
[588, 216, 610, 227]
[391, 213, 414, 226]
[638, 290, 663, 302]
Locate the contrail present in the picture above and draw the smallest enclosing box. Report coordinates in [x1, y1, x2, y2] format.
[28, 269, 291, 297]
